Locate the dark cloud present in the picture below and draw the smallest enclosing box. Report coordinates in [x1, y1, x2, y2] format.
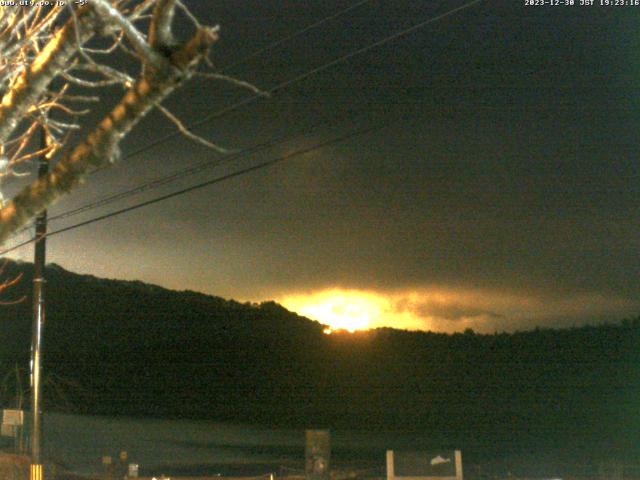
[394, 298, 504, 322]
[7, 1, 638, 332]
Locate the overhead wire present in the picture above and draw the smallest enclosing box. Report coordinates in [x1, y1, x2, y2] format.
[3, 0, 481, 246]
[0, 0, 485, 254]
[0, 120, 391, 257]
[0, 0, 378, 245]
[72, 0, 485, 201]
[48, 105, 374, 224]
[216, 0, 374, 74]
[90, 0, 381, 173]
[43, 0, 481, 225]
[93, 0, 482, 169]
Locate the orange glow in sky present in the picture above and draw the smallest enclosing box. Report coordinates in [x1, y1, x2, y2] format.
[278, 287, 638, 334]
[281, 290, 387, 332]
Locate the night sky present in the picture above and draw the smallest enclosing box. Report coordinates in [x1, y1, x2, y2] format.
[6, 0, 640, 332]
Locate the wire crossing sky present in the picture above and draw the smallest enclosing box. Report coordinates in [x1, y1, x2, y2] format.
[3, 0, 638, 333]
[1, 0, 482, 246]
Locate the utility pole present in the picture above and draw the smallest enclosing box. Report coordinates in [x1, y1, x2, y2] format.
[30, 127, 48, 480]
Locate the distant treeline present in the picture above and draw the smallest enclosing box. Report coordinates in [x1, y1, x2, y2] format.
[0, 260, 637, 461]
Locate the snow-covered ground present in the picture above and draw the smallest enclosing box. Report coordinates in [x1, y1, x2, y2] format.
[3, 413, 582, 479]
[38, 413, 397, 477]
[40, 413, 304, 476]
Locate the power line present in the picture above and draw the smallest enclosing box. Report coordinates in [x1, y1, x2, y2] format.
[217, 0, 374, 74]
[0, 0, 484, 249]
[22, 0, 483, 227]
[0, 126, 306, 244]
[93, 0, 484, 170]
[0, 120, 390, 257]
[48, 106, 373, 224]
[0, 0, 378, 244]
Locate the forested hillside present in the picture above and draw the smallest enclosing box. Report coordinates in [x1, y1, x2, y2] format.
[0, 261, 637, 461]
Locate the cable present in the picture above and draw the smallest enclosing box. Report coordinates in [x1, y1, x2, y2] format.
[217, 0, 374, 74]
[0, 0, 484, 249]
[0, 0, 377, 244]
[0, 235, 37, 257]
[50, 136, 293, 222]
[49, 106, 371, 223]
[0, 119, 391, 257]
[25, 0, 483, 226]
[92, 0, 484, 170]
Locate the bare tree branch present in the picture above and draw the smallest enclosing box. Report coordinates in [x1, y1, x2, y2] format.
[156, 104, 230, 153]
[149, 0, 177, 49]
[90, 0, 169, 70]
[0, 6, 95, 144]
[0, 1, 227, 246]
[0, 23, 220, 243]
[196, 72, 270, 97]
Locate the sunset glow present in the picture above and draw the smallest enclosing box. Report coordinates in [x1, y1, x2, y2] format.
[281, 290, 387, 332]
[278, 287, 637, 334]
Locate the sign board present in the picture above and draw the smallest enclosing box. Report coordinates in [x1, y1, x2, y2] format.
[305, 430, 330, 480]
[128, 464, 139, 478]
[1, 409, 24, 438]
[2, 409, 24, 426]
[387, 450, 463, 480]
